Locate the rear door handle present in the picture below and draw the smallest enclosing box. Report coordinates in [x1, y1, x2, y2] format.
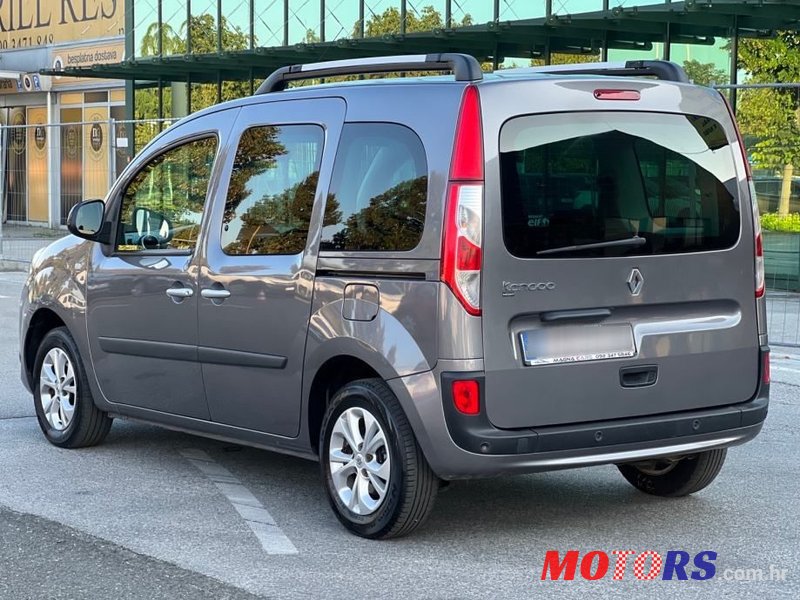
[200, 288, 231, 299]
[165, 286, 193, 298]
[620, 365, 658, 388]
[541, 308, 612, 323]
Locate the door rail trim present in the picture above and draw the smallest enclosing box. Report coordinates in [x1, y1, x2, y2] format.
[98, 337, 197, 361]
[98, 337, 286, 369]
[198, 346, 287, 369]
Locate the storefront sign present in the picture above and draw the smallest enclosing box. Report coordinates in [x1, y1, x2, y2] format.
[0, 0, 123, 50]
[50, 41, 125, 86]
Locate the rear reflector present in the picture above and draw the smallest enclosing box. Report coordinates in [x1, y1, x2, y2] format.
[452, 380, 480, 415]
[593, 89, 640, 101]
[762, 350, 770, 385]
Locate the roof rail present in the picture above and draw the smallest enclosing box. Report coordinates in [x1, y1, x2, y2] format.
[254, 53, 483, 94]
[510, 60, 689, 83]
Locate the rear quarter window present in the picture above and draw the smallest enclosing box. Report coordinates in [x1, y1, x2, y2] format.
[321, 123, 427, 252]
[499, 112, 741, 258]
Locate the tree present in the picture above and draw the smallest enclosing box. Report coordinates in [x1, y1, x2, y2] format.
[737, 33, 800, 215]
[354, 5, 471, 38]
[329, 177, 427, 251]
[221, 127, 341, 255]
[532, 52, 600, 67]
[682, 59, 727, 87]
[134, 14, 250, 126]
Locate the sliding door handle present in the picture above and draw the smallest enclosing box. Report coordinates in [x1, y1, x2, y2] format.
[165, 287, 193, 299]
[200, 288, 231, 299]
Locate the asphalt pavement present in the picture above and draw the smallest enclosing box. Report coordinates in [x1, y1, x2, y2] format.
[1, 270, 798, 599]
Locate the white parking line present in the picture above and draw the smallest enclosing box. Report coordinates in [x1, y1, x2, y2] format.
[771, 364, 800, 375]
[179, 448, 298, 555]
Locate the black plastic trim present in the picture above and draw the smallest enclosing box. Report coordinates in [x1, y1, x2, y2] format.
[98, 337, 287, 369]
[197, 347, 286, 369]
[98, 337, 197, 361]
[441, 347, 769, 455]
[255, 53, 483, 94]
[539, 60, 689, 83]
[540, 308, 611, 322]
[315, 269, 426, 281]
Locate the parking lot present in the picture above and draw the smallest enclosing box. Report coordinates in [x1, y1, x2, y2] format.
[1, 270, 798, 599]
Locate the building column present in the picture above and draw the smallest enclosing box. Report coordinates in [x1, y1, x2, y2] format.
[46, 91, 61, 228]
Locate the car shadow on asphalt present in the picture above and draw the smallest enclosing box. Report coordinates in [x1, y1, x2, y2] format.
[79, 420, 724, 549]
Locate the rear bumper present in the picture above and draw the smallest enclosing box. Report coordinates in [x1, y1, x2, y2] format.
[389, 358, 768, 480]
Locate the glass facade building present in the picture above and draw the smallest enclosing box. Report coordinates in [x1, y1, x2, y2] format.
[4, 1, 796, 226]
[114, 0, 780, 122]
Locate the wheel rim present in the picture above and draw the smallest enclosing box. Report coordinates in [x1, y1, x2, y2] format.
[328, 406, 391, 516]
[38, 348, 76, 431]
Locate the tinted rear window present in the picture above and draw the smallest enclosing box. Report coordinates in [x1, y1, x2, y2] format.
[499, 112, 740, 258]
[321, 123, 427, 252]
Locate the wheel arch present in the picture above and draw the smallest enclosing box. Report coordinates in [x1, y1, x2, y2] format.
[23, 308, 69, 389]
[306, 354, 383, 455]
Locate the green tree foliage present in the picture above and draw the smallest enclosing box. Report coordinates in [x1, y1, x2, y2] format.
[329, 177, 427, 251]
[354, 5, 472, 37]
[532, 52, 600, 67]
[737, 33, 800, 214]
[135, 14, 250, 123]
[223, 126, 287, 225]
[221, 127, 341, 255]
[225, 172, 340, 255]
[761, 212, 800, 232]
[119, 137, 218, 250]
[682, 59, 727, 86]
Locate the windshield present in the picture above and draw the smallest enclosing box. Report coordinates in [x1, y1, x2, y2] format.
[499, 112, 741, 258]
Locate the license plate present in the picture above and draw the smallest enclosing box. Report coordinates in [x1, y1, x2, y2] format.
[519, 324, 637, 366]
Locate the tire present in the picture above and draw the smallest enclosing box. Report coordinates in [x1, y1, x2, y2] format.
[33, 327, 113, 448]
[617, 449, 727, 497]
[320, 378, 439, 539]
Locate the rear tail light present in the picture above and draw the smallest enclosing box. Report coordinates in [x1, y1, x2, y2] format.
[443, 184, 483, 314]
[755, 226, 765, 298]
[452, 379, 480, 415]
[442, 85, 484, 316]
[721, 92, 763, 299]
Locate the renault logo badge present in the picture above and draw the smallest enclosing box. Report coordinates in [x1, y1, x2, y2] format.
[627, 268, 644, 296]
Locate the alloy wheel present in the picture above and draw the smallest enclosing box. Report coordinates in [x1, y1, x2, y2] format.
[38, 348, 77, 431]
[328, 406, 392, 515]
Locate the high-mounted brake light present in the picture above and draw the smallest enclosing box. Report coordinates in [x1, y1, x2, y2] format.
[721, 92, 763, 298]
[593, 89, 640, 101]
[442, 85, 484, 316]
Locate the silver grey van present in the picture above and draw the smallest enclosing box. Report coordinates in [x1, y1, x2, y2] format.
[19, 54, 769, 539]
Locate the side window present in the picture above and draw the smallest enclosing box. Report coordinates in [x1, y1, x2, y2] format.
[221, 125, 324, 255]
[116, 136, 218, 253]
[321, 123, 427, 252]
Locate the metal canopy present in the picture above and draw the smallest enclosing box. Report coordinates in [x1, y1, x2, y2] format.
[40, 1, 800, 84]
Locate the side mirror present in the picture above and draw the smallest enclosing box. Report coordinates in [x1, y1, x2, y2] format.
[66, 200, 109, 243]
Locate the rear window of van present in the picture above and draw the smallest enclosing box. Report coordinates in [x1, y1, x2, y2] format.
[499, 112, 741, 258]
